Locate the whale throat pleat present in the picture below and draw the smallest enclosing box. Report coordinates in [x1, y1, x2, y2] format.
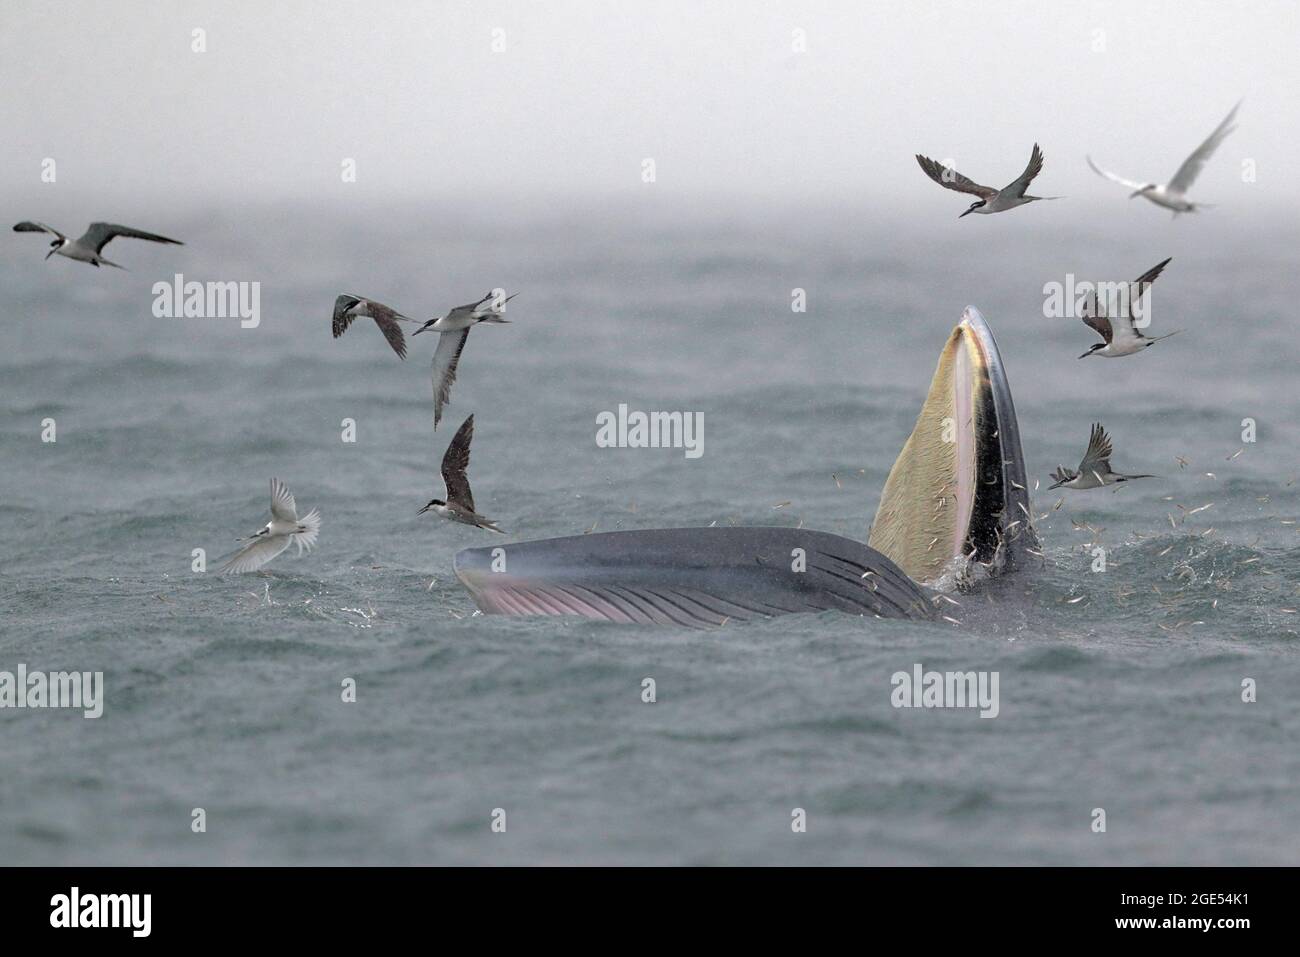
[868, 326, 978, 583]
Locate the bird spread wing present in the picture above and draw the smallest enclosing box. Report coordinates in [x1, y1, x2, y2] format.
[915, 155, 996, 198]
[444, 291, 497, 324]
[79, 222, 183, 253]
[1126, 257, 1171, 327]
[220, 535, 291, 573]
[1002, 143, 1045, 197]
[291, 508, 321, 555]
[431, 328, 471, 429]
[1168, 102, 1240, 194]
[372, 312, 409, 358]
[1086, 155, 1145, 191]
[1080, 292, 1112, 343]
[1050, 465, 1076, 486]
[1130, 257, 1171, 297]
[270, 477, 298, 522]
[331, 295, 364, 336]
[13, 221, 66, 241]
[1078, 423, 1113, 475]
[1084, 257, 1170, 342]
[331, 294, 410, 358]
[440, 414, 477, 512]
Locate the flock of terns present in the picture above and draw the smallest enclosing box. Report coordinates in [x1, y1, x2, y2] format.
[915, 102, 1240, 493]
[213, 290, 517, 572]
[14, 102, 1241, 573]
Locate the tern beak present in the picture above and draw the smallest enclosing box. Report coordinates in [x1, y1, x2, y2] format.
[958, 208, 974, 219]
[1128, 189, 1144, 199]
[417, 503, 432, 514]
[44, 247, 56, 260]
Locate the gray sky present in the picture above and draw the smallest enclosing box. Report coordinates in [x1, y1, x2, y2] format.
[2, 0, 1296, 213]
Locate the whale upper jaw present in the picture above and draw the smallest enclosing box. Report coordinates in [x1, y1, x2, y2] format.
[867, 306, 1036, 586]
[453, 306, 1034, 626]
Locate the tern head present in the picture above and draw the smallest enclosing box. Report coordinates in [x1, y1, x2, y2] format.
[1128, 184, 1154, 199]
[44, 238, 64, 259]
[412, 317, 440, 336]
[958, 200, 985, 219]
[418, 498, 445, 514]
[1048, 468, 1073, 490]
[1078, 343, 1104, 359]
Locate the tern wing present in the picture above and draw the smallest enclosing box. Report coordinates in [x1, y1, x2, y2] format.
[291, 508, 321, 555]
[372, 312, 409, 358]
[915, 155, 996, 198]
[1080, 292, 1112, 343]
[332, 295, 410, 358]
[220, 535, 291, 573]
[1130, 257, 1171, 296]
[1078, 423, 1113, 475]
[431, 328, 471, 430]
[269, 477, 298, 522]
[13, 221, 67, 241]
[440, 414, 477, 513]
[1086, 155, 1146, 191]
[1002, 143, 1045, 197]
[1168, 102, 1240, 194]
[331, 294, 363, 336]
[1049, 466, 1077, 486]
[1126, 257, 1171, 319]
[443, 292, 495, 324]
[79, 222, 183, 253]
[1107, 308, 1140, 344]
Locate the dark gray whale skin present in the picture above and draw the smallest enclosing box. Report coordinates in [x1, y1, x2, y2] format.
[454, 527, 937, 626]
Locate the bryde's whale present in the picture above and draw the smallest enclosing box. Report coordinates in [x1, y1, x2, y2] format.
[453, 307, 1035, 626]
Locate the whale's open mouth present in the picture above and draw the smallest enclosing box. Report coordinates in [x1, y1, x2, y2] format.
[868, 306, 1035, 585]
[453, 306, 1033, 626]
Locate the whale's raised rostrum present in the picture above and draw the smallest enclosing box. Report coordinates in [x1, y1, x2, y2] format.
[454, 307, 1034, 626]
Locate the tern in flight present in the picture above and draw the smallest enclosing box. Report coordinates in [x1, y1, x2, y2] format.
[1087, 102, 1240, 215]
[13, 220, 182, 268]
[412, 290, 517, 429]
[1078, 257, 1179, 358]
[915, 144, 1060, 217]
[418, 414, 504, 533]
[1049, 424, 1154, 490]
[331, 294, 416, 359]
[220, 478, 322, 573]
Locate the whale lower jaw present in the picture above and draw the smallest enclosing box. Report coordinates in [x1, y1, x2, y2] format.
[454, 527, 937, 626]
[453, 306, 1032, 626]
